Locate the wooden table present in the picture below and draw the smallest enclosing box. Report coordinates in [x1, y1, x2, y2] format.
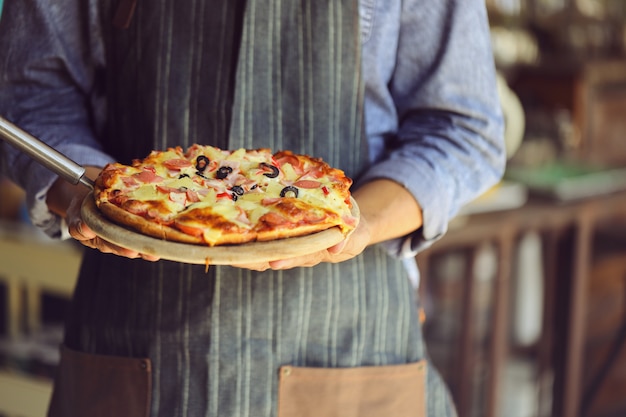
[417, 190, 626, 417]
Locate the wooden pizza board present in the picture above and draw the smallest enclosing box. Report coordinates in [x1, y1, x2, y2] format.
[81, 193, 358, 265]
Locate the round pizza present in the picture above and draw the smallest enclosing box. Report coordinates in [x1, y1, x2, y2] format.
[93, 145, 358, 246]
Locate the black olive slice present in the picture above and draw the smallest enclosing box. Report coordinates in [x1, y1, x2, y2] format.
[216, 166, 233, 179]
[260, 163, 279, 178]
[231, 185, 244, 196]
[178, 173, 190, 179]
[195, 155, 210, 172]
[280, 186, 299, 198]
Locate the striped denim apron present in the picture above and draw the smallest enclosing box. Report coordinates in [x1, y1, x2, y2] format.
[50, 0, 457, 416]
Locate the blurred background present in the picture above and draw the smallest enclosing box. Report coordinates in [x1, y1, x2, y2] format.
[419, 1, 626, 417]
[2, 0, 626, 416]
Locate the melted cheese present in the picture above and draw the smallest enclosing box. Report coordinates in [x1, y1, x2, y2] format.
[280, 163, 298, 181]
[128, 185, 160, 201]
[166, 177, 197, 190]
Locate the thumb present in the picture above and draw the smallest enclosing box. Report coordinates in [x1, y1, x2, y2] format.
[327, 239, 347, 255]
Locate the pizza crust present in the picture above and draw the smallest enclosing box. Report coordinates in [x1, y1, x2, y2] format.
[97, 201, 203, 244]
[255, 223, 337, 242]
[99, 201, 264, 246]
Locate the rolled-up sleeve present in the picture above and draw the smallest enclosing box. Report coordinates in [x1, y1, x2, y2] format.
[359, 0, 506, 256]
[0, 0, 112, 237]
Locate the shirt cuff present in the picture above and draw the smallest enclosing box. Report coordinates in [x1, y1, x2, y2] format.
[358, 156, 451, 258]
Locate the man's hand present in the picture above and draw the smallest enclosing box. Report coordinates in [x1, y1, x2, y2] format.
[47, 166, 160, 261]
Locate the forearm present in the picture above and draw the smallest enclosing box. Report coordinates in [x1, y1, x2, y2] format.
[353, 179, 422, 246]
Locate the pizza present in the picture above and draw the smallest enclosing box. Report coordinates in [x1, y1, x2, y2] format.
[93, 145, 358, 246]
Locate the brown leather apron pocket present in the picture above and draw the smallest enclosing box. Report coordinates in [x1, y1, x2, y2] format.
[47, 345, 151, 417]
[277, 360, 427, 417]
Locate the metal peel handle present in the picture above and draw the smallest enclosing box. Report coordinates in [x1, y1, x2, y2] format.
[0, 116, 94, 189]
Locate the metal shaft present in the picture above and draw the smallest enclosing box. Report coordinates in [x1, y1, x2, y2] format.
[0, 116, 93, 189]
